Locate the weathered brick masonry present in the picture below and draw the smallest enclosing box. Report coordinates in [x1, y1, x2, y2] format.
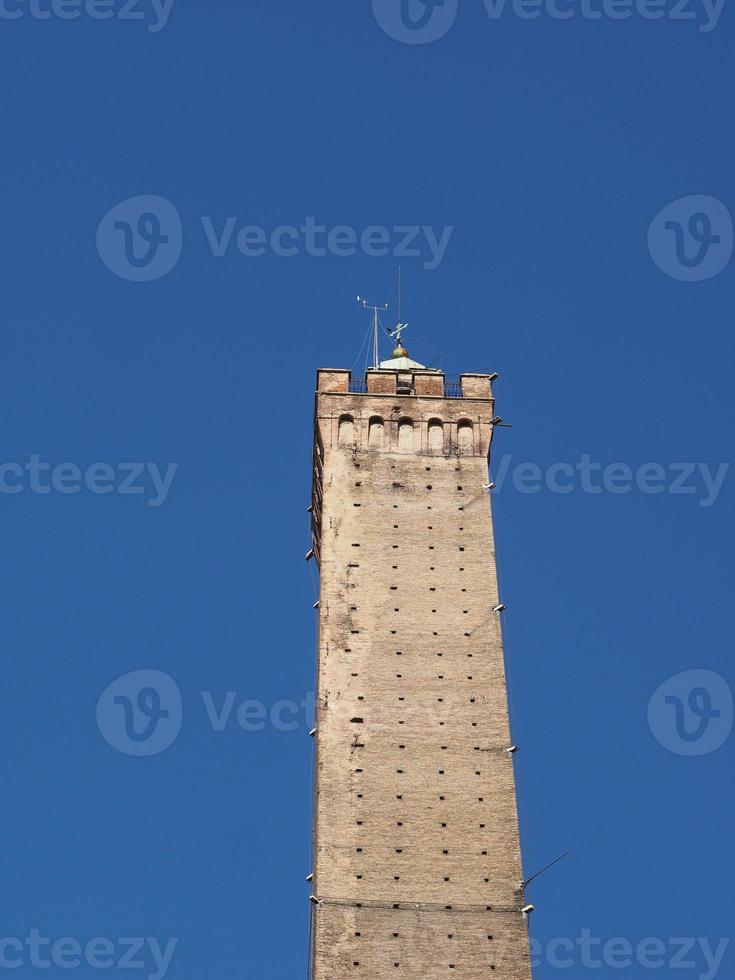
[309, 364, 532, 979]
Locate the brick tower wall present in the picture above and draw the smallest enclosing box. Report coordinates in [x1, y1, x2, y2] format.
[309, 368, 532, 980]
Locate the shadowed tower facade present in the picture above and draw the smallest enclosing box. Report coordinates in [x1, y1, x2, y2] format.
[308, 344, 533, 979]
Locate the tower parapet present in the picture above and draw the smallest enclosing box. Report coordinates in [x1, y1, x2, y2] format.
[316, 367, 494, 400]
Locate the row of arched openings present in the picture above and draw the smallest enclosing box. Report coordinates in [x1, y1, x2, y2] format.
[338, 415, 474, 451]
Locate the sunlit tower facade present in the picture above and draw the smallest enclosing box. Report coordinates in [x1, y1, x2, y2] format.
[308, 336, 532, 979]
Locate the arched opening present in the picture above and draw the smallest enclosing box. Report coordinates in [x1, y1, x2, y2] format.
[338, 415, 355, 446]
[398, 419, 414, 451]
[458, 421, 474, 453]
[428, 419, 444, 452]
[368, 416, 384, 449]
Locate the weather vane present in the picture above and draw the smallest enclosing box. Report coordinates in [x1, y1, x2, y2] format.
[388, 321, 409, 356]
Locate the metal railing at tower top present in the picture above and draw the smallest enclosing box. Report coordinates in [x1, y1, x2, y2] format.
[345, 378, 467, 397]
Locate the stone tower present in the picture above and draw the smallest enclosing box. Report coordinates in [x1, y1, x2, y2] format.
[308, 343, 532, 979]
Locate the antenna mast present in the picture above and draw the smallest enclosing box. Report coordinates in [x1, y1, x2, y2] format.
[357, 296, 389, 370]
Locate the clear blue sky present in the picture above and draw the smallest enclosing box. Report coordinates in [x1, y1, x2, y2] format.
[1, 2, 733, 977]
